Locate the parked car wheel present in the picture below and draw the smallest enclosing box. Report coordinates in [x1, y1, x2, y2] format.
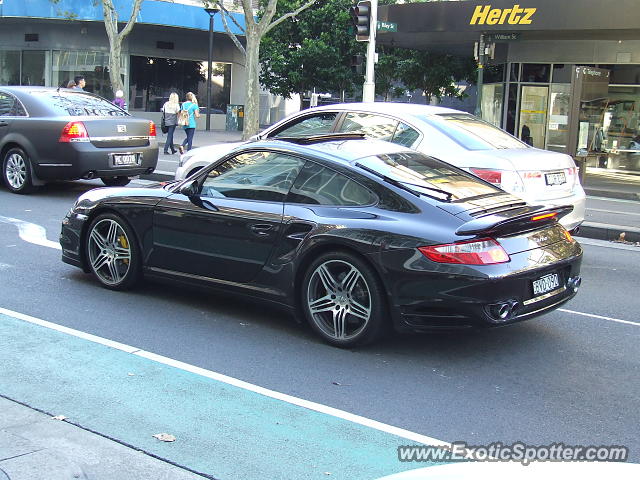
[3, 147, 35, 194]
[85, 213, 140, 290]
[301, 251, 387, 347]
[101, 176, 131, 187]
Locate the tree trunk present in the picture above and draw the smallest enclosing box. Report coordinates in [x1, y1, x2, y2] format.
[108, 39, 124, 95]
[243, 32, 261, 140]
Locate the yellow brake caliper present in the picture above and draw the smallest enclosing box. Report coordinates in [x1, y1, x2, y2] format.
[118, 235, 129, 264]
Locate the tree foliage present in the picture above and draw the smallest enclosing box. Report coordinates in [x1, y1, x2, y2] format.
[396, 50, 477, 103]
[209, 0, 316, 139]
[259, 0, 364, 106]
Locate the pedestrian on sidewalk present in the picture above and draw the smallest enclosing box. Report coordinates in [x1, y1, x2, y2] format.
[161, 92, 180, 154]
[178, 92, 200, 153]
[73, 75, 86, 91]
[113, 89, 126, 110]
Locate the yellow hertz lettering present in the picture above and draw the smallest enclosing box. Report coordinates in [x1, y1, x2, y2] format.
[470, 4, 536, 25]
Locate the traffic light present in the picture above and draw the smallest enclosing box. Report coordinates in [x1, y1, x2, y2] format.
[351, 54, 364, 74]
[350, 1, 372, 42]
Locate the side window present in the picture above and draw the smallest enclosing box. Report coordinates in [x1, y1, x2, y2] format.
[288, 161, 376, 206]
[0, 92, 16, 117]
[200, 151, 305, 202]
[392, 122, 420, 147]
[271, 113, 338, 138]
[338, 112, 398, 142]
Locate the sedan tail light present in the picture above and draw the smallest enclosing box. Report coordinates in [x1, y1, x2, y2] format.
[149, 121, 157, 137]
[470, 168, 525, 193]
[418, 238, 510, 265]
[59, 121, 89, 142]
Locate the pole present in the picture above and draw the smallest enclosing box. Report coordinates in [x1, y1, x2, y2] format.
[362, 0, 377, 102]
[205, 10, 216, 131]
[475, 33, 485, 117]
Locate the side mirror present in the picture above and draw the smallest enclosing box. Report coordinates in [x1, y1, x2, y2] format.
[249, 134, 260, 141]
[178, 179, 199, 197]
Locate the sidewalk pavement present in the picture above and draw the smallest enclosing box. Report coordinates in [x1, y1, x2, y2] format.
[148, 129, 640, 244]
[0, 397, 203, 480]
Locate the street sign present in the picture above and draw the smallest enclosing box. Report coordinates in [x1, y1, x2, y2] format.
[486, 33, 520, 42]
[377, 21, 397, 32]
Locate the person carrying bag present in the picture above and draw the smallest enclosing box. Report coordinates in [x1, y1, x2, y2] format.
[178, 92, 200, 154]
[161, 92, 180, 154]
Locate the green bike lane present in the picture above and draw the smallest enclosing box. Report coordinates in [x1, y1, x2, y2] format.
[0, 310, 444, 479]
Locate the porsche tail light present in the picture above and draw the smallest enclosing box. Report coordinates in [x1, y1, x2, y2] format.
[149, 121, 157, 137]
[418, 238, 510, 265]
[59, 121, 89, 142]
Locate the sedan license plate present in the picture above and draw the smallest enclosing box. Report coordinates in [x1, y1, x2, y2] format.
[532, 273, 560, 296]
[113, 154, 139, 166]
[545, 172, 566, 186]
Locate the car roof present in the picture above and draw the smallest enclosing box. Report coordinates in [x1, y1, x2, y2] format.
[307, 102, 467, 118]
[244, 137, 415, 166]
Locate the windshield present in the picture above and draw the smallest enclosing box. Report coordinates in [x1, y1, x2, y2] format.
[358, 151, 502, 201]
[423, 113, 526, 150]
[32, 91, 128, 117]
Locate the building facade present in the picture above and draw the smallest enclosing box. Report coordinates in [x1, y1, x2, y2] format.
[380, 0, 640, 172]
[0, 0, 250, 128]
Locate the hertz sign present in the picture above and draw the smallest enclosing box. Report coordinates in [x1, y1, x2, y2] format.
[470, 4, 536, 25]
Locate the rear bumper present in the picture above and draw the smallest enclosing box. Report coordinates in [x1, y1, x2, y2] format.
[379, 242, 583, 333]
[35, 142, 158, 180]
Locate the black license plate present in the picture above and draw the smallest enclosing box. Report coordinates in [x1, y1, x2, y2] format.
[545, 172, 566, 186]
[113, 153, 139, 166]
[532, 273, 560, 296]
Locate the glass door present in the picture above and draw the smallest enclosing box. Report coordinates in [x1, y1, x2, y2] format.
[519, 85, 549, 149]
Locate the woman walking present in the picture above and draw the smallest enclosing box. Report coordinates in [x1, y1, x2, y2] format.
[161, 92, 180, 154]
[179, 92, 200, 153]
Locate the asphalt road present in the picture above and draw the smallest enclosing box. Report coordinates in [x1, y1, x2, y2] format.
[1, 180, 639, 470]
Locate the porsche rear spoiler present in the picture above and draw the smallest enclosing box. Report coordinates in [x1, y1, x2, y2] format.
[455, 205, 574, 236]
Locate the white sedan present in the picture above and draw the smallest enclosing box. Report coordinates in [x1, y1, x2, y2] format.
[175, 103, 585, 231]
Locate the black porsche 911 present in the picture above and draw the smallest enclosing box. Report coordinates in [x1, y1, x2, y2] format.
[60, 135, 582, 347]
[0, 86, 158, 194]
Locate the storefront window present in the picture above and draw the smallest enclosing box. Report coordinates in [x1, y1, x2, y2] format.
[602, 86, 640, 171]
[509, 63, 520, 82]
[0, 51, 20, 85]
[21, 51, 47, 86]
[522, 64, 551, 83]
[546, 84, 571, 153]
[52, 51, 123, 99]
[551, 64, 573, 83]
[481, 83, 503, 127]
[129, 56, 231, 114]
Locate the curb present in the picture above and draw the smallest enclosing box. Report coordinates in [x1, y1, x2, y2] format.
[584, 188, 640, 201]
[577, 222, 640, 244]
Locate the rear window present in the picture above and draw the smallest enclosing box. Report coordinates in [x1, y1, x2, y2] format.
[32, 91, 127, 117]
[358, 151, 501, 201]
[421, 113, 525, 150]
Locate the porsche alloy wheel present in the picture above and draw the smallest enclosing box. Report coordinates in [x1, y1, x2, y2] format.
[86, 214, 140, 290]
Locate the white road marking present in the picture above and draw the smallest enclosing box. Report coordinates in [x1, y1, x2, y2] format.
[0, 306, 451, 449]
[0, 216, 61, 250]
[559, 308, 640, 327]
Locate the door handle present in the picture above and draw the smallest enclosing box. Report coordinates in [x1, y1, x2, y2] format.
[249, 224, 273, 236]
[0, 121, 8, 127]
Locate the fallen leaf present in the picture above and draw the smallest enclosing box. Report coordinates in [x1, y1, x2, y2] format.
[152, 433, 176, 442]
[332, 381, 351, 386]
[51, 415, 67, 421]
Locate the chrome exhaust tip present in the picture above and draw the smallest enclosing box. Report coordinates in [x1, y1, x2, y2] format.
[84, 171, 97, 179]
[567, 276, 582, 292]
[489, 300, 519, 322]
